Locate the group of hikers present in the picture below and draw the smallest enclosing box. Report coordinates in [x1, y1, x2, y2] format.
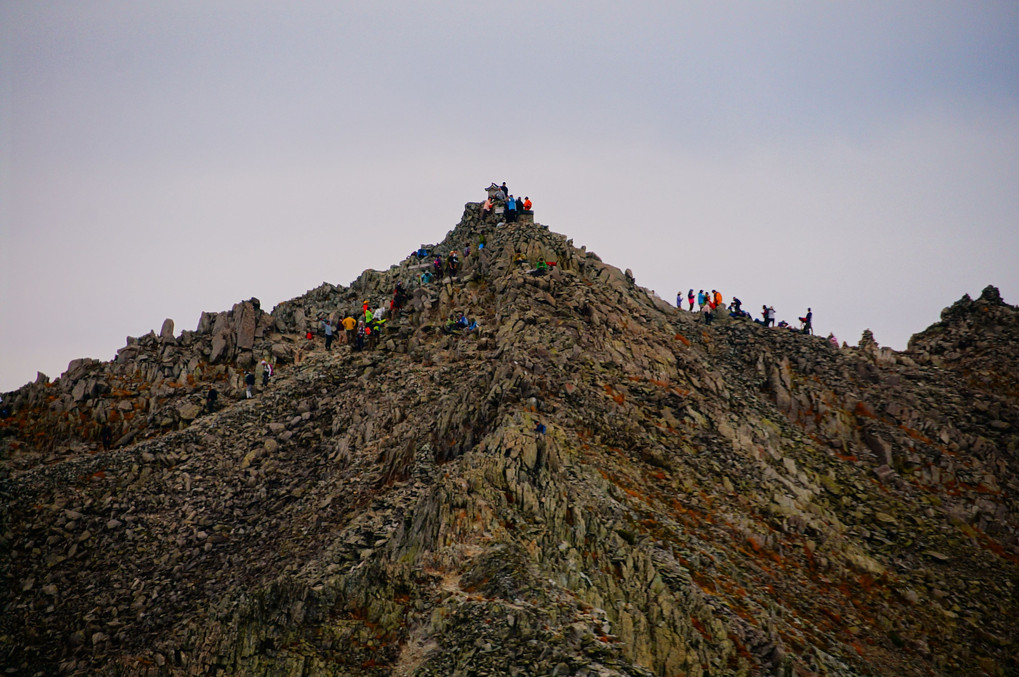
[225, 183, 539, 404]
[444, 311, 479, 333]
[481, 181, 532, 222]
[305, 183, 538, 361]
[417, 247, 467, 283]
[197, 179, 851, 415]
[679, 288, 816, 336]
[316, 290, 408, 354]
[240, 358, 274, 400]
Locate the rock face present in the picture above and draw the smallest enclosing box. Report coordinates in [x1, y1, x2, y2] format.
[1, 203, 1017, 677]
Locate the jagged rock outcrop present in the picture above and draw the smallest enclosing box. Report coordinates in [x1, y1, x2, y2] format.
[2, 203, 1017, 676]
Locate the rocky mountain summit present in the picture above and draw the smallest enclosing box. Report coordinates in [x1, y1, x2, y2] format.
[2, 203, 1017, 676]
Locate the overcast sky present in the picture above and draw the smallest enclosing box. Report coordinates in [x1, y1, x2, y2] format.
[2, 1, 1017, 392]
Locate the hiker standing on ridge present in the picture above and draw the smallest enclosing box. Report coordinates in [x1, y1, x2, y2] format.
[676, 291, 683, 308]
[356, 320, 367, 351]
[342, 313, 357, 346]
[506, 195, 517, 222]
[321, 317, 335, 351]
[799, 308, 813, 335]
[523, 196, 532, 212]
[687, 289, 695, 311]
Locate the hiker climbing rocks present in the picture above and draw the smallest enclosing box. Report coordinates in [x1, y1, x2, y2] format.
[391, 283, 407, 317]
[260, 359, 273, 386]
[244, 371, 255, 399]
[100, 424, 113, 450]
[827, 333, 839, 348]
[206, 387, 219, 414]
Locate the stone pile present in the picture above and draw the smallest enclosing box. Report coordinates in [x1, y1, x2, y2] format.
[1, 204, 1017, 676]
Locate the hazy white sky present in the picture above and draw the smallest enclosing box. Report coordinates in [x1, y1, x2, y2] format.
[2, 1, 1018, 392]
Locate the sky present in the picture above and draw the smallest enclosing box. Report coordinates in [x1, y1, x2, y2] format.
[2, 1, 1018, 392]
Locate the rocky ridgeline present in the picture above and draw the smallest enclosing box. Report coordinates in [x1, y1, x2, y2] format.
[1, 204, 1017, 676]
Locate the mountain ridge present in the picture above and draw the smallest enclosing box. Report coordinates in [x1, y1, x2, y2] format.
[2, 202, 1017, 676]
